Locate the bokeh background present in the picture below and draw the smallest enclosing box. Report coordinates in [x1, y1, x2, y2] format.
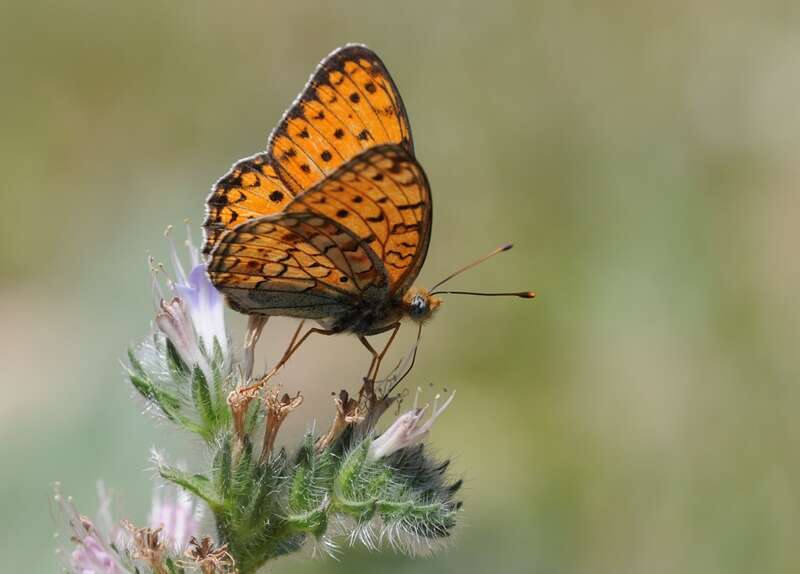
[3, 1, 800, 572]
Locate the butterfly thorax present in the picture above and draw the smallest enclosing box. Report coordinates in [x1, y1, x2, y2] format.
[321, 287, 441, 336]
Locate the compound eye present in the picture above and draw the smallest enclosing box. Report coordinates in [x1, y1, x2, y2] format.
[410, 295, 428, 317]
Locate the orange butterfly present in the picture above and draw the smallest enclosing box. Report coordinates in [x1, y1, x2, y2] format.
[202, 44, 533, 396]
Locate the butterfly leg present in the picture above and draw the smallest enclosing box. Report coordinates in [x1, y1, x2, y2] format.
[359, 336, 380, 390]
[264, 323, 334, 377]
[276, 320, 307, 367]
[241, 323, 334, 392]
[243, 316, 269, 381]
[358, 322, 401, 403]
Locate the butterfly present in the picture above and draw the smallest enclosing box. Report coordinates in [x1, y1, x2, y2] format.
[202, 44, 533, 396]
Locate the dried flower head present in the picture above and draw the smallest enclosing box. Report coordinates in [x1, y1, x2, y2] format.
[261, 387, 304, 462]
[123, 521, 167, 573]
[182, 536, 236, 574]
[315, 389, 365, 452]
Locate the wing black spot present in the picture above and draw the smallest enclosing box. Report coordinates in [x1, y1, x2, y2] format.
[352, 196, 363, 203]
[269, 190, 284, 203]
[298, 128, 309, 138]
[334, 128, 345, 139]
[364, 82, 376, 93]
[398, 201, 425, 211]
[357, 129, 370, 141]
[336, 209, 349, 218]
[300, 164, 311, 174]
[321, 150, 332, 162]
[372, 173, 384, 182]
[349, 92, 361, 103]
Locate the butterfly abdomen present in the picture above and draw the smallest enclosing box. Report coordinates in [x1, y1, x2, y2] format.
[326, 297, 403, 336]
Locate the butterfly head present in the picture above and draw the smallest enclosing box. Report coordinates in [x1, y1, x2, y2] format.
[403, 287, 442, 324]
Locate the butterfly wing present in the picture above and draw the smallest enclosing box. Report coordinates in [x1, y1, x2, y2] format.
[267, 44, 414, 194]
[282, 144, 432, 296]
[203, 153, 295, 255]
[207, 208, 389, 319]
[203, 44, 412, 257]
[207, 144, 431, 319]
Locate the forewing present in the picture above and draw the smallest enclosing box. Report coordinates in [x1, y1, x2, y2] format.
[267, 44, 414, 194]
[283, 144, 432, 295]
[202, 153, 295, 255]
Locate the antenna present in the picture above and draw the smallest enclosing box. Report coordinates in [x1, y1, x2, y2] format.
[431, 290, 536, 298]
[429, 243, 514, 292]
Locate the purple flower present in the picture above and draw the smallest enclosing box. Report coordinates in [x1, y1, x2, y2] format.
[155, 297, 209, 376]
[148, 488, 201, 552]
[170, 251, 227, 360]
[54, 483, 127, 574]
[368, 390, 455, 461]
[70, 535, 124, 574]
[153, 226, 228, 375]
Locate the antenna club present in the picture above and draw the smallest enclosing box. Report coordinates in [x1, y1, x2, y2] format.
[500, 243, 514, 252]
[521, 291, 536, 299]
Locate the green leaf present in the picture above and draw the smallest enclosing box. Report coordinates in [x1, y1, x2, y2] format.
[334, 441, 370, 499]
[129, 374, 154, 401]
[212, 336, 224, 366]
[210, 361, 230, 428]
[288, 436, 316, 511]
[127, 348, 148, 379]
[152, 387, 181, 412]
[285, 507, 328, 537]
[232, 438, 255, 499]
[191, 367, 216, 432]
[365, 466, 394, 498]
[166, 339, 189, 379]
[213, 435, 233, 500]
[158, 465, 224, 513]
[331, 496, 377, 521]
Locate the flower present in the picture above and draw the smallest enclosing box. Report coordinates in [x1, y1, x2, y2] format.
[155, 297, 209, 376]
[367, 390, 456, 461]
[70, 535, 124, 574]
[54, 483, 127, 574]
[152, 225, 228, 377]
[148, 487, 201, 552]
[55, 482, 202, 574]
[169, 234, 227, 360]
[182, 536, 236, 574]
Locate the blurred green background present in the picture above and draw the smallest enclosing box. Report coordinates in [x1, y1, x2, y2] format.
[3, 1, 800, 572]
